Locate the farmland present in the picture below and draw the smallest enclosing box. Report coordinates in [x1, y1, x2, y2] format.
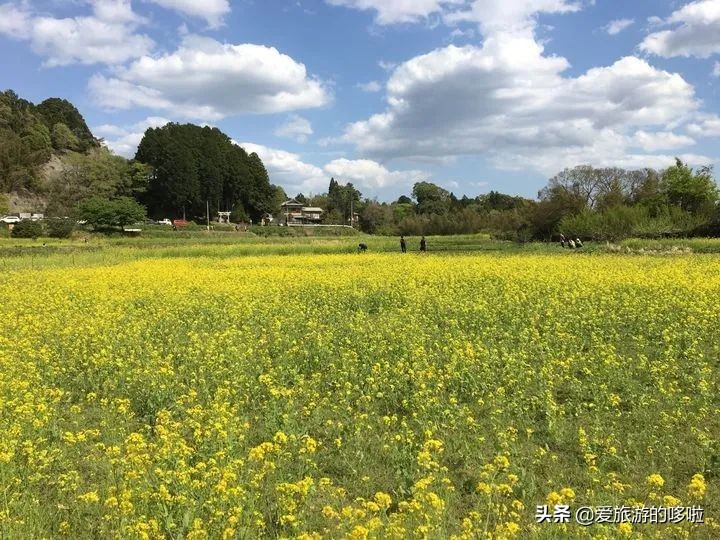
[0, 237, 718, 538]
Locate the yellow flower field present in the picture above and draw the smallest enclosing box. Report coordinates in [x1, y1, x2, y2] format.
[0, 251, 718, 538]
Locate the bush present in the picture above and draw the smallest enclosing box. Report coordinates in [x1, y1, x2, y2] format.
[46, 218, 75, 238]
[11, 220, 43, 239]
[76, 197, 146, 230]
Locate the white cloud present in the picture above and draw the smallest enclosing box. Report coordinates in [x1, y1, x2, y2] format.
[604, 18, 634, 35]
[357, 80, 382, 92]
[324, 0, 463, 25]
[630, 130, 695, 151]
[0, 1, 153, 66]
[448, 27, 476, 40]
[687, 114, 720, 137]
[640, 0, 720, 58]
[324, 158, 424, 189]
[378, 60, 398, 71]
[275, 114, 313, 142]
[147, 0, 230, 27]
[326, 0, 581, 31]
[93, 0, 144, 24]
[90, 35, 330, 120]
[713, 61, 720, 76]
[239, 142, 328, 194]
[239, 142, 426, 194]
[444, 0, 581, 34]
[0, 3, 31, 38]
[95, 116, 171, 157]
[341, 36, 703, 174]
[329, 0, 717, 176]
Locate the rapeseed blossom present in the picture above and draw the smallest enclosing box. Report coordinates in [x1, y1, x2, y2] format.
[0, 251, 716, 537]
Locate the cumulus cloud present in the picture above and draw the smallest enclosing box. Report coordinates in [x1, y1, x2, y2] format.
[630, 130, 695, 151]
[326, 0, 581, 31]
[95, 116, 171, 157]
[341, 36, 703, 174]
[275, 115, 314, 142]
[327, 0, 716, 175]
[0, 1, 153, 66]
[640, 0, 720, 58]
[604, 18, 634, 35]
[147, 0, 230, 27]
[324, 158, 424, 189]
[90, 36, 330, 120]
[239, 142, 425, 194]
[714, 61, 720, 76]
[687, 115, 720, 137]
[0, 3, 31, 38]
[324, 0, 462, 25]
[239, 142, 328, 194]
[444, 0, 581, 34]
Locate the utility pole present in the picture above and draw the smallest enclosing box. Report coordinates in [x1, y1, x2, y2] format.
[206, 200, 210, 231]
[350, 198, 354, 228]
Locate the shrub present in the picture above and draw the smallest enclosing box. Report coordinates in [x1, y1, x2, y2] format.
[11, 220, 43, 239]
[46, 218, 75, 238]
[76, 197, 146, 230]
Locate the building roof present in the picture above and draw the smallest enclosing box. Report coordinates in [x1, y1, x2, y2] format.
[281, 199, 303, 207]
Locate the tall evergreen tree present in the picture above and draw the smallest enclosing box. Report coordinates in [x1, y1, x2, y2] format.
[135, 123, 276, 220]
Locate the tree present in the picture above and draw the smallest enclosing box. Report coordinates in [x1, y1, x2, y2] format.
[360, 201, 394, 234]
[662, 159, 718, 216]
[327, 178, 362, 220]
[11, 220, 42, 239]
[135, 123, 275, 220]
[51, 122, 80, 151]
[45, 148, 134, 216]
[76, 197, 146, 230]
[36, 98, 97, 150]
[46, 218, 75, 238]
[412, 181, 450, 215]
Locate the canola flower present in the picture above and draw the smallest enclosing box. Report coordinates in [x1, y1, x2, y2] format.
[0, 250, 717, 538]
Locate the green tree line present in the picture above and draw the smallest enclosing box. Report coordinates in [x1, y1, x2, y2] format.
[315, 161, 718, 241]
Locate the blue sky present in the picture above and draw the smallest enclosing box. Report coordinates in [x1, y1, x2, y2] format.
[1, 0, 719, 201]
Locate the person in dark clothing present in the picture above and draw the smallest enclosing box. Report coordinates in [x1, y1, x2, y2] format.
[358, 243, 368, 253]
[420, 236, 427, 253]
[400, 235, 407, 253]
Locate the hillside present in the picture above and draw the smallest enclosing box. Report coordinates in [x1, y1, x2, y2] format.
[0, 90, 279, 221]
[0, 90, 99, 196]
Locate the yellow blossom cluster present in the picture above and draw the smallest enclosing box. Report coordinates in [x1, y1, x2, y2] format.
[0, 250, 717, 537]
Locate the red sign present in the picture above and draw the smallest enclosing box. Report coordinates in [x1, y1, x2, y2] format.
[172, 219, 189, 227]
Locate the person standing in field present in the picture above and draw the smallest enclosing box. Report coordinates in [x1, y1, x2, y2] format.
[420, 236, 427, 253]
[400, 235, 407, 253]
[559, 233, 566, 248]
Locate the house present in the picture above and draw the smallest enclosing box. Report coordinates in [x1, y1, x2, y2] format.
[280, 199, 304, 224]
[301, 207, 323, 224]
[280, 199, 324, 225]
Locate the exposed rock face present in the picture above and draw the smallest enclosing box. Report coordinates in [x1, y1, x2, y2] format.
[7, 189, 48, 214]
